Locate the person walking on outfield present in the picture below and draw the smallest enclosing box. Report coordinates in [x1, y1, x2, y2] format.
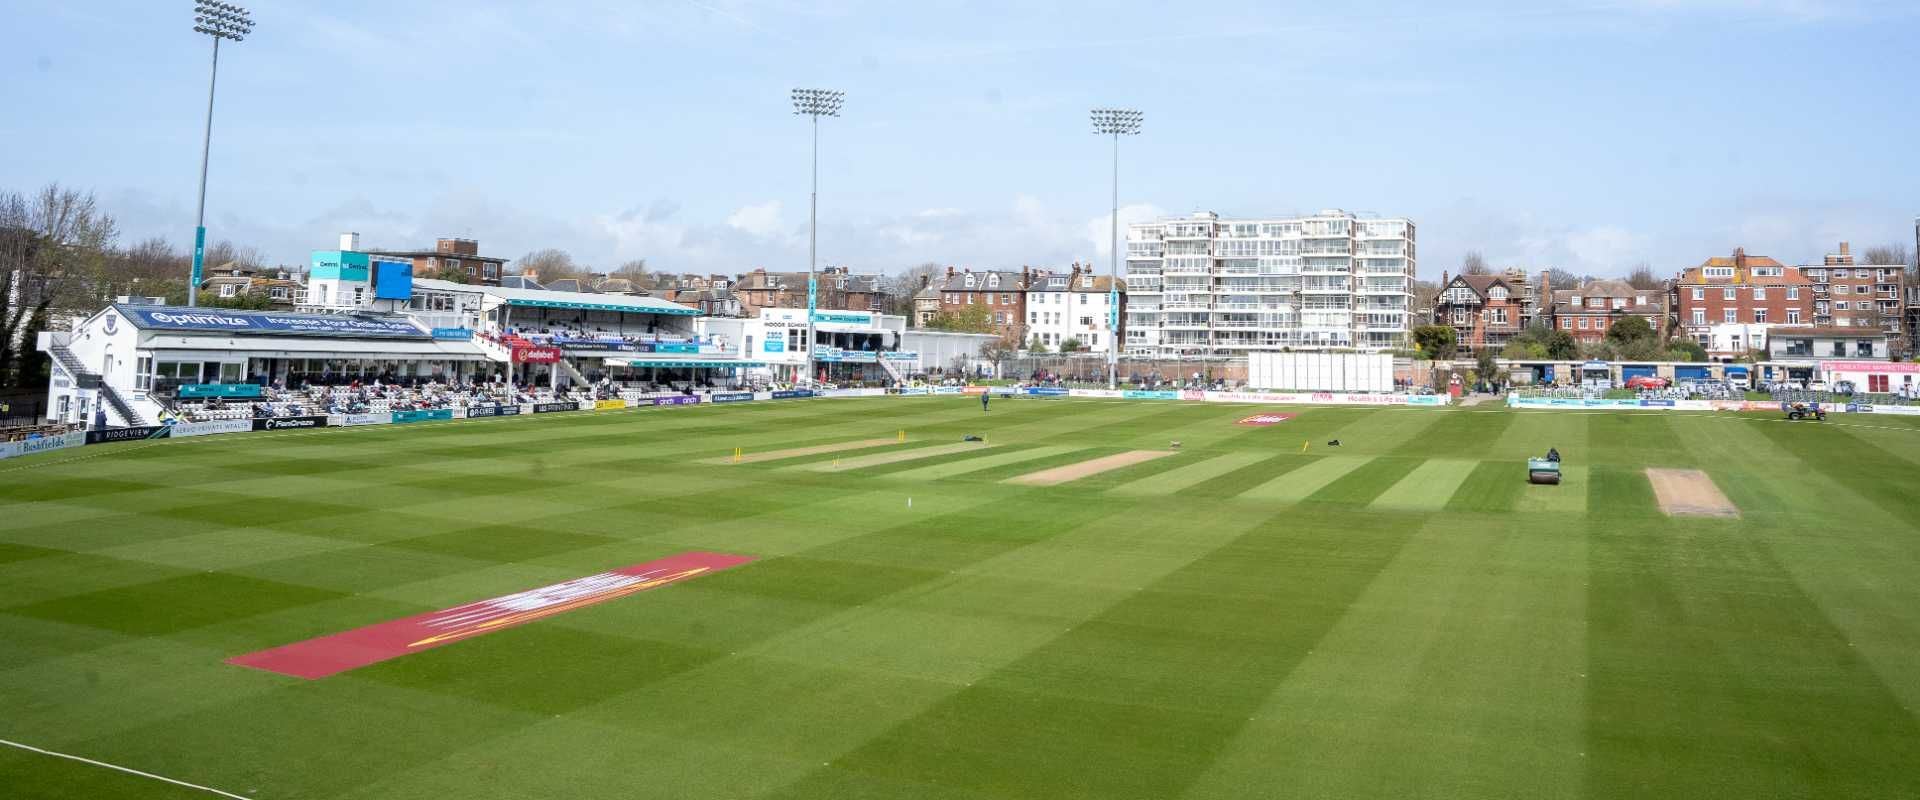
[981, 392, 989, 413]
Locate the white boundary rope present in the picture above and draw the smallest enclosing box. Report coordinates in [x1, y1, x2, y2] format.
[0, 737, 252, 799]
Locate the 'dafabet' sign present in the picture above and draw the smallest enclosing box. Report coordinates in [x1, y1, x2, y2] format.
[1236, 413, 1295, 426]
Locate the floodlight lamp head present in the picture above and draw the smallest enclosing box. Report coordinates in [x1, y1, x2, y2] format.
[1090, 107, 1143, 135]
[791, 88, 844, 118]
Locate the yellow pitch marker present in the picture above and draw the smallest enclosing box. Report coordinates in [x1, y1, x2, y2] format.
[1300, 440, 1309, 454]
[732, 447, 743, 463]
[897, 429, 906, 443]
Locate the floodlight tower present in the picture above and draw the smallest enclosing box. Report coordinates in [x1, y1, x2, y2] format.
[1091, 108, 1142, 390]
[792, 88, 844, 385]
[188, 1, 253, 308]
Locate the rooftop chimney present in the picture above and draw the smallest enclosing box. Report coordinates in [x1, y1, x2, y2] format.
[1840, 241, 1851, 257]
[1733, 247, 1747, 269]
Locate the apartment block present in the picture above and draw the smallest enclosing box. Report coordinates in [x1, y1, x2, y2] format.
[1796, 241, 1904, 349]
[1548, 279, 1666, 345]
[1124, 210, 1415, 356]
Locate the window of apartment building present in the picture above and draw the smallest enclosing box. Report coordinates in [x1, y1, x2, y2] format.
[1787, 309, 1801, 324]
[994, 313, 1005, 324]
[1857, 340, 1876, 357]
[353, 287, 365, 305]
[1754, 309, 1767, 323]
[1692, 287, 1704, 300]
[270, 287, 288, 299]
[1489, 287, 1507, 300]
[1787, 287, 1798, 300]
[1691, 309, 1706, 325]
[1835, 284, 1849, 295]
[1723, 309, 1737, 323]
[1452, 310, 1467, 324]
[1080, 316, 1094, 327]
[1832, 341, 1847, 356]
[1491, 309, 1508, 325]
[1029, 311, 1037, 324]
[1562, 318, 1573, 329]
[1705, 267, 1734, 278]
[1836, 301, 1849, 310]
[1611, 298, 1624, 309]
[447, 258, 462, 272]
[1578, 318, 1588, 330]
[1588, 298, 1604, 308]
[1722, 287, 1736, 300]
[219, 284, 238, 297]
[964, 294, 973, 304]
[1752, 286, 1765, 300]
[999, 293, 1011, 304]
[1870, 374, 1890, 392]
[985, 294, 995, 305]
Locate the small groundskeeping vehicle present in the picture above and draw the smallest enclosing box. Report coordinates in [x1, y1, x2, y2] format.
[1783, 401, 1827, 421]
[1527, 457, 1561, 485]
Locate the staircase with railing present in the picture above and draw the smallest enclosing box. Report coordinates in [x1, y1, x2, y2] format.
[49, 345, 146, 426]
[877, 354, 908, 385]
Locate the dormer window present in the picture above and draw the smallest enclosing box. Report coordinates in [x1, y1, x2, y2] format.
[1570, 295, 1581, 305]
[987, 274, 1000, 288]
[964, 275, 976, 288]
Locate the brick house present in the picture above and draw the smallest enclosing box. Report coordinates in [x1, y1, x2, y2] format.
[733, 266, 882, 319]
[1549, 279, 1667, 345]
[366, 238, 508, 286]
[1796, 241, 1905, 353]
[200, 263, 301, 309]
[1433, 270, 1541, 354]
[1671, 248, 1812, 346]
[921, 267, 1030, 341]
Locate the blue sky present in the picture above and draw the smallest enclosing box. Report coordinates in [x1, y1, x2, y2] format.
[3, 0, 1916, 279]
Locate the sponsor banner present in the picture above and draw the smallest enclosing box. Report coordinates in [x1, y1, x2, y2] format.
[533, 402, 582, 413]
[594, 399, 628, 411]
[171, 419, 255, 437]
[1638, 399, 1676, 408]
[123, 307, 426, 339]
[882, 351, 919, 361]
[1672, 400, 1715, 411]
[961, 386, 989, 395]
[892, 387, 931, 396]
[1509, 397, 1644, 410]
[1236, 413, 1295, 426]
[810, 311, 873, 325]
[651, 395, 703, 406]
[430, 327, 473, 341]
[1822, 360, 1920, 374]
[85, 425, 171, 444]
[1069, 388, 1123, 399]
[511, 345, 563, 364]
[822, 388, 887, 398]
[463, 404, 520, 418]
[228, 552, 757, 679]
[763, 340, 786, 353]
[1122, 390, 1180, 400]
[771, 389, 815, 399]
[1405, 396, 1448, 406]
[812, 346, 879, 363]
[338, 412, 392, 426]
[1182, 390, 1206, 401]
[1023, 387, 1070, 397]
[932, 386, 964, 395]
[392, 409, 454, 424]
[253, 415, 328, 431]
[1848, 404, 1920, 416]
[0, 432, 86, 460]
[177, 383, 263, 399]
[711, 392, 756, 403]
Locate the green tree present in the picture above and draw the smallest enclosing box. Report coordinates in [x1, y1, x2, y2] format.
[1544, 329, 1580, 360]
[926, 304, 995, 334]
[1475, 347, 1499, 387]
[1664, 338, 1707, 362]
[433, 266, 471, 284]
[1058, 337, 1085, 353]
[1411, 325, 1457, 360]
[1503, 340, 1547, 360]
[1604, 315, 1655, 346]
[1026, 334, 1047, 353]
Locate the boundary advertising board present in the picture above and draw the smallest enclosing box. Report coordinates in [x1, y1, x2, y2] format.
[254, 416, 329, 431]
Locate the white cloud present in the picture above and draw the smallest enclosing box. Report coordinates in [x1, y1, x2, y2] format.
[724, 200, 787, 238]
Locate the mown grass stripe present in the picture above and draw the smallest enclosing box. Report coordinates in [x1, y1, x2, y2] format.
[1444, 460, 1526, 513]
[1109, 452, 1273, 497]
[887, 445, 1080, 481]
[1236, 456, 1370, 503]
[1368, 459, 1477, 511]
[1302, 456, 1423, 506]
[790, 442, 990, 472]
[1513, 463, 1588, 514]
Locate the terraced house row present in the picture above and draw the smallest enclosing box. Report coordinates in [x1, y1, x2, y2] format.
[1432, 235, 1918, 359]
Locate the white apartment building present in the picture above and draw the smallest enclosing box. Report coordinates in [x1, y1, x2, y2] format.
[1124, 210, 1415, 356]
[1024, 265, 1121, 354]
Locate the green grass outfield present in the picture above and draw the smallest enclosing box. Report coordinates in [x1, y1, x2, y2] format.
[5, 396, 1920, 799]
